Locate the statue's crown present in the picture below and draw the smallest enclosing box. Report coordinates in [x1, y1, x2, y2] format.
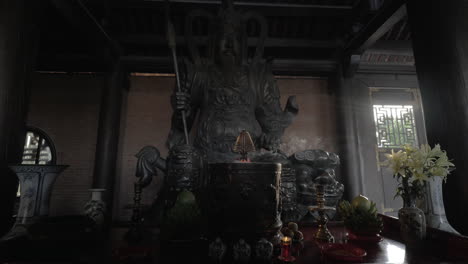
[217, 0, 242, 37]
[184, 0, 268, 62]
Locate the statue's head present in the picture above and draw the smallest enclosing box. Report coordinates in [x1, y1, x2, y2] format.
[185, 0, 268, 65]
[215, 0, 242, 67]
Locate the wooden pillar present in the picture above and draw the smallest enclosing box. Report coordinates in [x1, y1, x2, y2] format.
[407, 0, 468, 235]
[0, 0, 36, 236]
[332, 65, 363, 200]
[92, 56, 125, 225]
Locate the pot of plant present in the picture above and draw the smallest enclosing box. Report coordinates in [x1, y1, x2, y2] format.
[159, 190, 207, 262]
[338, 195, 383, 243]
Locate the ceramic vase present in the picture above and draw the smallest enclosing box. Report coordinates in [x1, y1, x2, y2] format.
[398, 198, 426, 249]
[84, 188, 106, 227]
[422, 177, 459, 233]
[2, 164, 68, 240]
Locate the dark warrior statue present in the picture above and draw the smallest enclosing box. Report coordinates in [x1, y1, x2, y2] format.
[132, 0, 343, 228]
[131, 0, 297, 225]
[168, 1, 298, 163]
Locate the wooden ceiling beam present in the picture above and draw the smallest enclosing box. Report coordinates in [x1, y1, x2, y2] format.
[343, 0, 407, 54]
[121, 55, 337, 74]
[117, 35, 341, 48]
[110, 0, 353, 16]
[36, 53, 337, 75]
[141, 0, 352, 9]
[50, 0, 117, 51]
[365, 40, 412, 55]
[368, 0, 384, 11]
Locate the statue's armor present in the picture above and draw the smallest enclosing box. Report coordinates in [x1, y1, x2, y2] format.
[168, 60, 290, 163]
[195, 66, 262, 161]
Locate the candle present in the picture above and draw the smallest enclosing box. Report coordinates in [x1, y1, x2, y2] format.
[279, 236, 295, 262]
[281, 236, 291, 258]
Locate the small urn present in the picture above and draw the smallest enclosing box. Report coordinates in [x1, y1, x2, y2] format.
[208, 237, 226, 262]
[255, 238, 273, 261]
[233, 239, 251, 263]
[84, 188, 106, 227]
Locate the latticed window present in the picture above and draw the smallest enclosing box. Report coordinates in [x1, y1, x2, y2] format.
[21, 128, 56, 165]
[373, 104, 418, 148]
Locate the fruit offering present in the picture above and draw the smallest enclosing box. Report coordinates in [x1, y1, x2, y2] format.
[281, 222, 303, 241]
[338, 195, 383, 236]
[161, 190, 203, 240]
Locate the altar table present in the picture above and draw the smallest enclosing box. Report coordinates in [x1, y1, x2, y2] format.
[110, 216, 468, 264]
[5, 215, 468, 263]
[115, 215, 468, 263]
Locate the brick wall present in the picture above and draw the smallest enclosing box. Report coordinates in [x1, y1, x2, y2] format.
[115, 76, 173, 221]
[278, 78, 338, 155]
[27, 72, 102, 216]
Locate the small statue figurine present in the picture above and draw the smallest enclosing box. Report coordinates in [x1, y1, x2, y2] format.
[208, 237, 227, 262]
[233, 239, 251, 263]
[255, 238, 273, 261]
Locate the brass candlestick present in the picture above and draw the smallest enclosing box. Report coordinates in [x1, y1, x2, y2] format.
[308, 175, 335, 243]
[124, 182, 145, 244]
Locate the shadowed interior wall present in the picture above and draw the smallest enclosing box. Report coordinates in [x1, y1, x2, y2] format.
[27, 73, 102, 216]
[115, 76, 338, 221]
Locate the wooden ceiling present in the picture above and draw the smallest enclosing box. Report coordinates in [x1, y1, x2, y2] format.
[37, 0, 409, 75]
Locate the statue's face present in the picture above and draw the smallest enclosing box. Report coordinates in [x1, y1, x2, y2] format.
[216, 10, 241, 67]
[218, 31, 241, 67]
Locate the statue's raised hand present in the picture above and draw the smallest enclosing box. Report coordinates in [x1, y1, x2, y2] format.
[172, 91, 191, 116]
[259, 133, 281, 151]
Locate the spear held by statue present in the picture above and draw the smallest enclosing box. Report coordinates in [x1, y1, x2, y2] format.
[166, 2, 190, 145]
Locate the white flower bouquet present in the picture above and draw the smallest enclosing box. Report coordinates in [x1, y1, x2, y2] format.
[384, 144, 455, 205]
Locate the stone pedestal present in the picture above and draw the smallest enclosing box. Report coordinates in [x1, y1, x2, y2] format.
[1, 165, 68, 240]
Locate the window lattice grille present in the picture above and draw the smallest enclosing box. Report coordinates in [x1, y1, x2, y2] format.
[21, 131, 53, 165]
[373, 105, 418, 148]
